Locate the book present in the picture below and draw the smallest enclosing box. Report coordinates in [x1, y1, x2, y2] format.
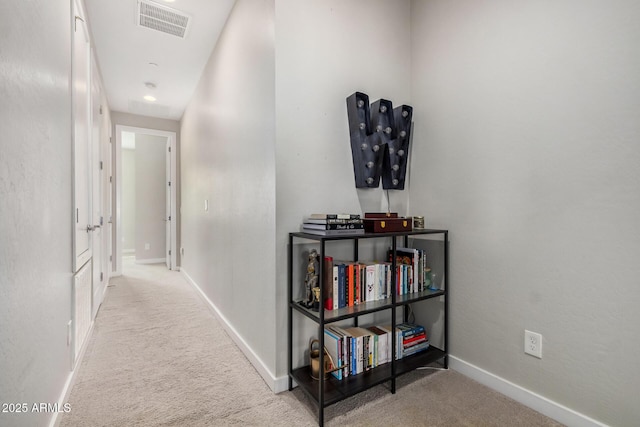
[330, 326, 355, 377]
[301, 227, 365, 236]
[403, 341, 430, 357]
[308, 213, 361, 220]
[302, 223, 365, 231]
[365, 264, 376, 302]
[337, 263, 346, 308]
[366, 326, 388, 366]
[397, 323, 426, 337]
[379, 325, 404, 360]
[332, 265, 339, 310]
[324, 329, 343, 380]
[304, 218, 364, 225]
[323, 256, 333, 311]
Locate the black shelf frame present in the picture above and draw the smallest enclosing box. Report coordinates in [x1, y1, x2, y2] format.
[287, 228, 449, 426]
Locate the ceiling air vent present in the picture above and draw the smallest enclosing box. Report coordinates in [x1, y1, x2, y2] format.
[137, 0, 190, 39]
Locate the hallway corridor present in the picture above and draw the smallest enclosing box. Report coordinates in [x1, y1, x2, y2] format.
[59, 261, 312, 426]
[57, 261, 562, 427]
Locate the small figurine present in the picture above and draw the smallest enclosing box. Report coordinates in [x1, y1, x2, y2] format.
[303, 249, 320, 309]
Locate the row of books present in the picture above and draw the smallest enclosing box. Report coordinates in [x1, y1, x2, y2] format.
[323, 323, 429, 380]
[301, 213, 365, 236]
[388, 247, 435, 294]
[322, 248, 436, 311]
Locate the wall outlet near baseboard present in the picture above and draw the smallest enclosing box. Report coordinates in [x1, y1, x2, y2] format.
[524, 330, 542, 358]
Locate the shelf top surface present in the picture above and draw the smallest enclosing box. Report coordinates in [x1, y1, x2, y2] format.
[290, 228, 448, 241]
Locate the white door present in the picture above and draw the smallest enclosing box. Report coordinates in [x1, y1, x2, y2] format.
[73, 5, 92, 273]
[72, 0, 93, 366]
[90, 52, 104, 318]
[165, 139, 172, 269]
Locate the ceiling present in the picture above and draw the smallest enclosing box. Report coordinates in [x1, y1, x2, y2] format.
[84, 0, 236, 121]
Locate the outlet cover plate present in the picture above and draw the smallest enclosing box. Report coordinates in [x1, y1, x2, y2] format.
[524, 330, 542, 358]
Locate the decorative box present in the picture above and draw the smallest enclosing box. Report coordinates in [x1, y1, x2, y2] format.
[363, 213, 413, 233]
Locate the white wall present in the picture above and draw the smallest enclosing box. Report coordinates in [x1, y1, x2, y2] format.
[410, 1, 640, 425]
[122, 147, 136, 253]
[134, 134, 167, 261]
[0, 1, 73, 426]
[180, 0, 278, 380]
[274, 0, 412, 377]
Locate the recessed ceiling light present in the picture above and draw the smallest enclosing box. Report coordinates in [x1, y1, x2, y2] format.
[144, 95, 156, 102]
[145, 82, 157, 90]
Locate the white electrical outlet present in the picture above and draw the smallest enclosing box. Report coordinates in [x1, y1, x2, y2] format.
[524, 330, 542, 358]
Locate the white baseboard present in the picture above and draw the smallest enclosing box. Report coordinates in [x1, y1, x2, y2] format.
[135, 258, 166, 265]
[50, 319, 96, 427]
[180, 269, 284, 393]
[449, 356, 608, 427]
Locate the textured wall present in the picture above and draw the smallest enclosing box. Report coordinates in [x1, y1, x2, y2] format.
[180, 0, 277, 377]
[409, 1, 640, 425]
[122, 148, 136, 253]
[0, 1, 73, 426]
[274, 0, 412, 377]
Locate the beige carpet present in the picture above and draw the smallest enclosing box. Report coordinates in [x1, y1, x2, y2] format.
[59, 260, 563, 427]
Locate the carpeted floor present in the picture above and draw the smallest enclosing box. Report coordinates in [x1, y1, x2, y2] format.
[59, 260, 563, 427]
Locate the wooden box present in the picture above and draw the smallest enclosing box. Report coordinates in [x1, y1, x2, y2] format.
[363, 213, 413, 233]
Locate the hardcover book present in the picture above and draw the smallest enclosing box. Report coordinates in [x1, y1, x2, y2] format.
[308, 213, 361, 220]
[302, 223, 365, 231]
[301, 227, 365, 236]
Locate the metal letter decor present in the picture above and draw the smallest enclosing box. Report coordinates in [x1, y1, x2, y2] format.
[346, 92, 413, 190]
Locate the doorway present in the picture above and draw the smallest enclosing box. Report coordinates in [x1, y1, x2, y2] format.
[114, 125, 177, 275]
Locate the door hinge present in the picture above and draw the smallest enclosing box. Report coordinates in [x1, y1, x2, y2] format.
[169, 250, 171, 255]
[168, 181, 171, 187]
[99, 105, 103, 115]
[100, 272, 103, 281]
[168, 216, 171, 221]
[168, 146, 171, 153]
[109, 255, 112, 262]
[100, 161, 103, 170]
[109, 176, 113, 183]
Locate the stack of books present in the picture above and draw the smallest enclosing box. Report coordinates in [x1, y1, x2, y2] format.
[322, 322, 428, 380]
[398, 323, 430, 358]
[301, 213, 364, 236]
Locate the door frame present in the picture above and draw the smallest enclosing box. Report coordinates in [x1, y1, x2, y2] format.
[114, 125, 177, 275]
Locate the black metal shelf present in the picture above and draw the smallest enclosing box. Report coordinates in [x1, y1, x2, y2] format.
[290, 288, 446, 325]
[287, 228, 449, 426]
[291, 228, 448, 242]
[290, 347, 446, 407]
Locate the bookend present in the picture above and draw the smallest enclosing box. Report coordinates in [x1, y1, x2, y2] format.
[346, 91, 413, 190]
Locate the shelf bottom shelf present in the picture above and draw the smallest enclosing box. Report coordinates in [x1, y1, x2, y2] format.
[290, 347, 446, 407]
